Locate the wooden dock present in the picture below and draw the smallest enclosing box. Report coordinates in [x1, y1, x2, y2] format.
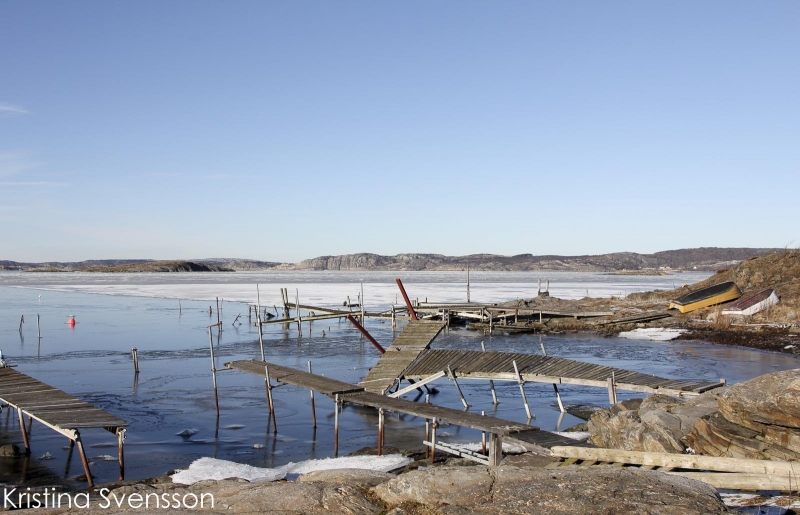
[358, 320, 446, 394]
[226, 359, 584, 465]
[401, 350, 725, 397]
[0, 368, 127, 487]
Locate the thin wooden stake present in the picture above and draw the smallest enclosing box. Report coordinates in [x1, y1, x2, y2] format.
[179, 300, 182, 315]
[513, 360, 532, 420]
[208, 329, 219, 416]
[308, 361, 317, 428]
[265, 365, 277, 432]
[216, 297, 221, 325]
[131, 348, 139, 374]
[481, 341, 498, 404]
[334, 394, 340, 457]
[296, 289, 302, 337]
[19, 315, 24, 332]
[37, 314, 40, 339]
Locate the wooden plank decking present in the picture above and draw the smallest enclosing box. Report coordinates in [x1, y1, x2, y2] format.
[358, 320, 445, 394]
[402, 350, 725, 396]
[226, 359, 584, 452]
[0, 367, 127, 486]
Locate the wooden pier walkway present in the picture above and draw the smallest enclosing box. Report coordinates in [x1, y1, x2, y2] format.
[0, 368, 127, 487]
[226, 359, 584, 465]
[358, 320, 446, 394]
[401, 350, 725, 397]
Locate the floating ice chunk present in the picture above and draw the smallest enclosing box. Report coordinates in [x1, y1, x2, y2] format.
[618, 328, 686, 341]
[39, 452, 54, 460]
[171, 454, 412, 485]
[93, 454, 117, 461]
[175, 428, 200, 438]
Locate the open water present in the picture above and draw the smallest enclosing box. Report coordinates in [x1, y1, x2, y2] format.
[0, 270, 798, 487]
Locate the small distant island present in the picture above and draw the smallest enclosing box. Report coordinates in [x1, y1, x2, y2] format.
[26, 261, 233, 273]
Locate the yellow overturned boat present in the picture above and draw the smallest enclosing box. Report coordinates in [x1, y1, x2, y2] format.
[669, 281, 741, 313]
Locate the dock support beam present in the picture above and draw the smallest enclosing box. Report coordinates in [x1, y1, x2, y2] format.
[430, 420, 438, 464]
[265, 365, 277, 433]
[75, 432, 93, 488]
[513, 360, 532, 420]
[446, 366, 469, 409]
[488, 433, 502, 467]
[17, 408, 30, 455]
[208, 328, 220, 417]
[481, 342, 498, 404]
[377, 408, 385, 456]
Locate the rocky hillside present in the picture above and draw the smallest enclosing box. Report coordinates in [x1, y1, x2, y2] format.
[1, 247, 779, 272]
[290, 248, 779, 272]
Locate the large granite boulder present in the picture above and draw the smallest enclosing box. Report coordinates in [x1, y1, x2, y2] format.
[685, 368, 800, 460]
[587, 393, 719, 453]
[371, 465, 728, 514]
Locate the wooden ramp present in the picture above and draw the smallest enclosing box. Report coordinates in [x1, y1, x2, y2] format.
[227, 359, 583, 465]
[358, 320, 445, 394]
[402, 350, 725, 396]
[0, 367, 127, 487]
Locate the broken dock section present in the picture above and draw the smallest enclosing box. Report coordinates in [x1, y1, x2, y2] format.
[0, 368, 127, 487]
[358, 320, 446, 394]
[226, 359, 583, 465]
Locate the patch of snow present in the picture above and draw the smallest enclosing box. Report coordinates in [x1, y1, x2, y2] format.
[551, 431, 591, 441]
[171, 454, 413, 485]
[618, 328, 686, 341]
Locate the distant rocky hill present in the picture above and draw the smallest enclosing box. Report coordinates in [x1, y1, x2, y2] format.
[288, 248, 780, 272]
[0, 248, 780, 272]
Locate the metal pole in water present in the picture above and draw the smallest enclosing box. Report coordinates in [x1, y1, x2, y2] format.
[265, 365, 277, 432]
[37, 314, 40, 339]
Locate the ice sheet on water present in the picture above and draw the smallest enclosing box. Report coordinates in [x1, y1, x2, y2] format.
[617, 328, 686, 341]
[551, 431, 591, 441]
[170, 454, 413, 485]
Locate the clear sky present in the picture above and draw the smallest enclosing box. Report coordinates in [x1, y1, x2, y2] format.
[1, 1, 798, 263]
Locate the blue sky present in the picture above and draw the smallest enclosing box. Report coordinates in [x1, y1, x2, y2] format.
[1, 1, 798, 262]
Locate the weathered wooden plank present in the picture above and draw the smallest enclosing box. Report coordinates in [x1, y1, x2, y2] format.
[550, 447, 800, 475]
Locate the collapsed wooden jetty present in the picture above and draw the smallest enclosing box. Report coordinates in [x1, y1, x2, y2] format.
[0, 368, 127, 487]
[226, 359, 584, 466]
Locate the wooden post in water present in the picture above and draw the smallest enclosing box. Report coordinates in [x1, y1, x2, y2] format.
[208, 328, 219, 416]
[117, 428, 125, 481]
[179, 300, 182, 315]
[308, 361, 317, 428]
[333, 394, 340, 457]
[37, 314, 40, 339]
[481, 341, 498, 404]
[295, 289, 302, 337]
[265, 365, 277, 432]
[131, 348, 139, 374]
[539, 342, 565, 412]
[513, 360, 532, 420]
[19, 315, 24, 333]
[216, 297, 221, 325]
[360, 283, 364, 325]
[607, 372, 618, 405]
[467, 263, 470, 303]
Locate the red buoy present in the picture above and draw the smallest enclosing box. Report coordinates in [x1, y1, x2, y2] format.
[67, 316, 76, 327]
